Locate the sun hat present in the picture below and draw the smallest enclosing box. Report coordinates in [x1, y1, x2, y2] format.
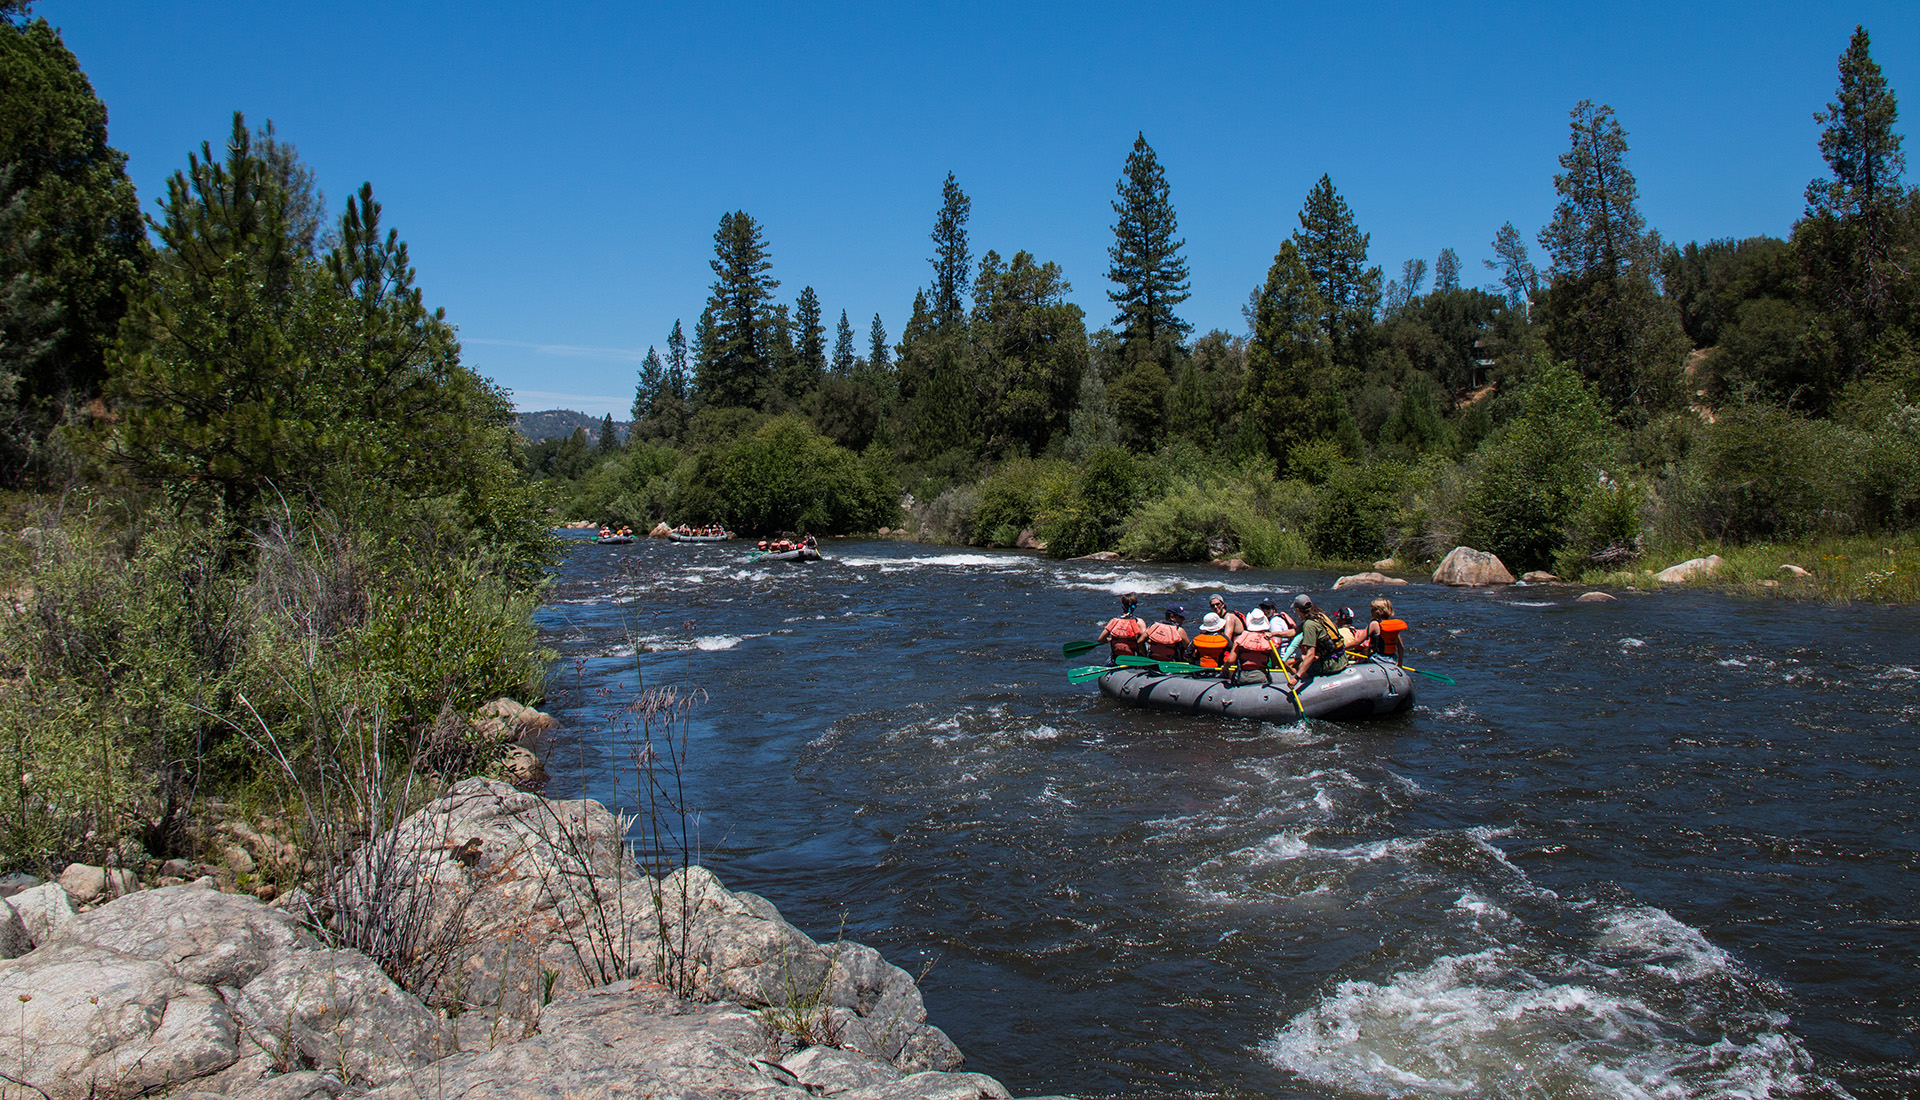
[1199, 612, 1226, 633]
[1245, 609, 1271, 632]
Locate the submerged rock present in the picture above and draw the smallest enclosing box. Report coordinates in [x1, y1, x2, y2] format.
[1575, 591, 1617, 603]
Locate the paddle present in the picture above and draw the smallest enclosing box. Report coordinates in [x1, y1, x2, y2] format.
[1061, 639, 1102, 658]
[1114, 655, 1213, 675]
[1066, 664, 1119, 683]
[1345, 649, 1456, 685]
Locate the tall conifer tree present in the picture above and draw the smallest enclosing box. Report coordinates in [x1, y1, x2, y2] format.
[1106, 132, 1191, 358]
[694, 210, 778, 409]
[634, 346, 664, 421]
[1797, 25, 1911, 395]
[1537, 101, 1687, 415]
[1292, 175, 1380, 374]
[929, 173, 972, 328]
[665, 318, 689, 400]
[832, 310, 856, 375]
[867, 313, 890, 375]
[1434, 248, 1461, 292]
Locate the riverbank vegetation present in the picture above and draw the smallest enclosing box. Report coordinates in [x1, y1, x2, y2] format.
[526, 28, 1920, 605]
[0, 8, 553, 874]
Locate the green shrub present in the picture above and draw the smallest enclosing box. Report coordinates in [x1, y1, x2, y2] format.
[1457, 363, 1616, 570]
[1308, 462, 1408, 561]
[971, 458, 1069, 543]
[669, 415, 898, 534]
[1659, 404, 1863, 543]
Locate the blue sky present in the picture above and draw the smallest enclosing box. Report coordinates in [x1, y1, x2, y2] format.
[39, 1, 1920, 418]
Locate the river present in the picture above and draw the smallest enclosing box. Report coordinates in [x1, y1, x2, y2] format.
[535, 533, 1920, 1100]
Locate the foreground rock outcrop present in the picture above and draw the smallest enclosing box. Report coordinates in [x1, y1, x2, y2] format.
[0, 779, 1056, 1100]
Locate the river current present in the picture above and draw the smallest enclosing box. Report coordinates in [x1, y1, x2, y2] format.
[535, 533, 1919, 1100]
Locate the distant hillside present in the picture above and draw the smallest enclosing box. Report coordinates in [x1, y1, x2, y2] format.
[516, 409, 629, 444]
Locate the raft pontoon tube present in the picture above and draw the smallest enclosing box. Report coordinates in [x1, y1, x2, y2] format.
[1097, 657, 1414, 721]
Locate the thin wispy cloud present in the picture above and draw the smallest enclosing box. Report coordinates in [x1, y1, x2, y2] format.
[467, 338, 653, 363]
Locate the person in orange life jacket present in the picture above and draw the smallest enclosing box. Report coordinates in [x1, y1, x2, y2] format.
[1284, 594, 1351, 682]
[1362, 597, 1404, 659]
[1230, 609, 1281, 683]
[1144, 605, 1190, 661]
[1190, 613, 1232, 669]
[1206, 595, 1245, 648]
[1095, 594, 1147, 660]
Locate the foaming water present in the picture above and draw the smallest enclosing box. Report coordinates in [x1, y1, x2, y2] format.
[537, 535, 1919, 1099]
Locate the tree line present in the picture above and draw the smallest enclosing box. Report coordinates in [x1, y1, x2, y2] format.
[538, 25, 1917, 575]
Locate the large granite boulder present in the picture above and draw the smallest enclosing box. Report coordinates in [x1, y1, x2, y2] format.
[1432, 546, 1515, 586]
[0, 883, 449, 1100]
[1332, 571, 1408, 590]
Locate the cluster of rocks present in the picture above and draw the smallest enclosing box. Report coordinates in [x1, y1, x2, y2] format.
[0, 778, 1056, 1100]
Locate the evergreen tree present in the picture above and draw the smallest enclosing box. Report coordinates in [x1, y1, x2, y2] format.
[0, 11, 146, 478]
[665, 318, 689, 399]
[866, 313, 891, 379]
[1243, 239, 1338, 464]
[694, 210, 778, 409]
[597, 414, 618, 453]
[1434, 248, 1461, 291]
[1292, 175, 1381, 374]
[832, 309, 856, 375]
[1537, 101, 1688, 416]
[1385, 258, 1428, 313]
[974, 250, 1087, 456]
[634, 346, 664, 421]
[1797, 25, 1912, 398]
[929, 172, 972, 328]
[794, 285, 826, 380]
[1106, 132, 1192, 359]
[766, 301, 798, 405]
[1485, 222, 1539, 310]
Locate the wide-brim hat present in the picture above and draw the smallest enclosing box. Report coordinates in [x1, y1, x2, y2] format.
[1199, 612, 1226, 632]
[1245, 609, 1271, 632]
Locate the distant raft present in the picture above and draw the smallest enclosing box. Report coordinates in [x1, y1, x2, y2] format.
[1096, 658, 1414, 721]
[592, 535, 634, 544]
[753, 547, 823, 562]
[668, 531, 732, 543]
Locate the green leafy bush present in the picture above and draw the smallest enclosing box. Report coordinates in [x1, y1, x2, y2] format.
[671, 415, 898, 534]
[1457, 363, 1617, 570]
[1308, 462, 1408, 561]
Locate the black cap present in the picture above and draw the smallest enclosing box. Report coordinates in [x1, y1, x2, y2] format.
[1258, 597, 1277, 609]
[1166, 604, 1186, 618]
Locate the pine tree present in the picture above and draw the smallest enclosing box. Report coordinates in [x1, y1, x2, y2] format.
[695, 210, 778, 409]
[833, 310, 856, 375]
[1537, 101, 1688, 415]
[929, 172, 971, 328]
[867, 313, 891, 375]
[1106, 132, 1191, 359]
[665, 318, 689, 399]
[1385, 258, 1428, 313]
[597, 414, 617, 453]
[795, 285, 826, 377]
[0, 11, 145, 473]
[634, 346, 664, 420]
[1797, 24, 1911, 396]
[1434, 248, 1461, 291]
[1243, 239, 1336, 464]
[1292, 175, 1381, 374]
[1485, 223, 1539, 310]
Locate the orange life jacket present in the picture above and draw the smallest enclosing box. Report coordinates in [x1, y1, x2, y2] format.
[1233, 632, 1274, 668]
[1106, 615, 1144, 657]
[1145, 622, 1185, 660]
[1373, 618, 1407, 658]
[1191, 633, 1230, 668]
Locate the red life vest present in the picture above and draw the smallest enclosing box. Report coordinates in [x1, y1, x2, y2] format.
[1145, 622, 1185, 660]
[1191, 633, 1230, 668]
[1106, 616, 1144, 657]
[1233, 632, 1274, 668]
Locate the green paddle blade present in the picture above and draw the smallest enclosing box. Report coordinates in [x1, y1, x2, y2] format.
[1067, 665, 1118, 683]
[1401, 665, 1456, 685]
[1061, 639, 1101, 657]
[1114, 655, 1214, 675]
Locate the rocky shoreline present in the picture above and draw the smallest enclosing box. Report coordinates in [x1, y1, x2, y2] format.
[0, 778, 1068, 1100]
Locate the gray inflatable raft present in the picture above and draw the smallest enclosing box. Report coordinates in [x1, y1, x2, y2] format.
[1097, 658, 1415, 721]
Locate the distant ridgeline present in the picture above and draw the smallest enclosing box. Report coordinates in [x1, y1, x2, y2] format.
[516, 409, 631, 444]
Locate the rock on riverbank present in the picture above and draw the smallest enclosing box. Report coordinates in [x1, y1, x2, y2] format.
[0, 779, 1064, 1100]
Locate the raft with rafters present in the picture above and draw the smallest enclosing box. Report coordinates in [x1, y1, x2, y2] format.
[1096, 657, 1414, 721]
